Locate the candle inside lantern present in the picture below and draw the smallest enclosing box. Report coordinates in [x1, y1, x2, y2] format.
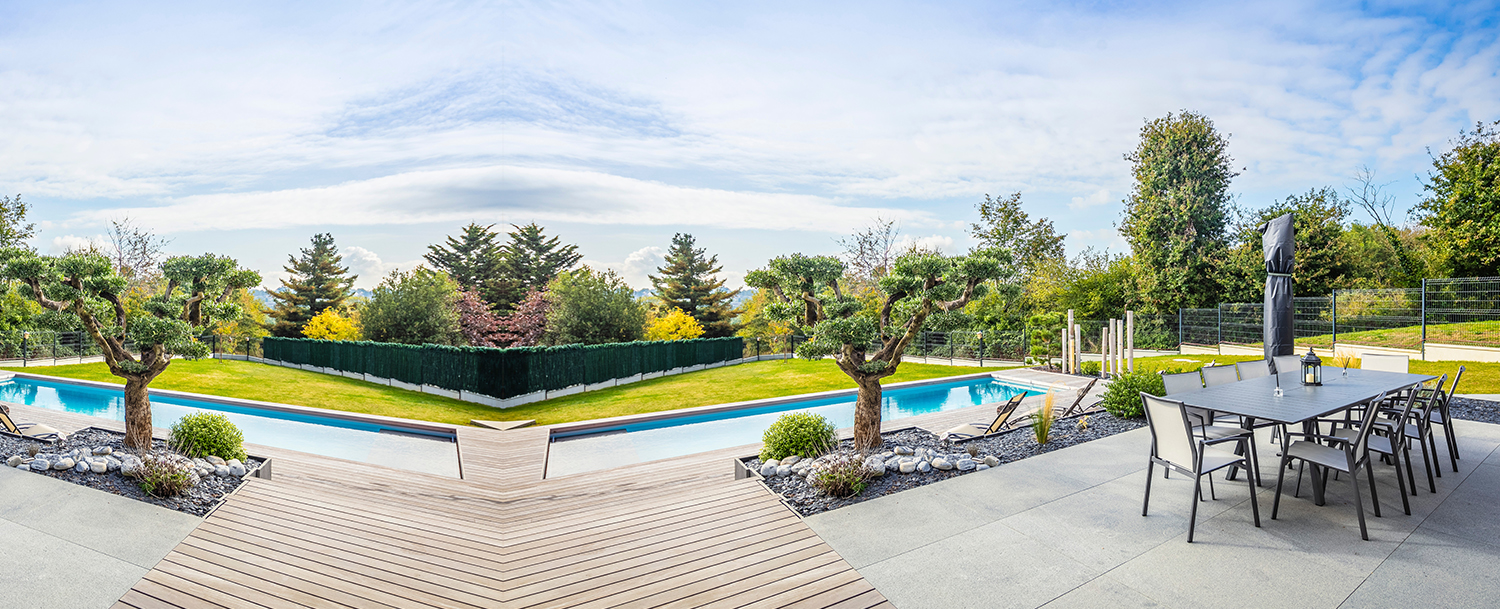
[1306, 371, 1315, 383]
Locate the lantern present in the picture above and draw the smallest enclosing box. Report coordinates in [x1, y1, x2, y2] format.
[1300, 348, 1322, 386]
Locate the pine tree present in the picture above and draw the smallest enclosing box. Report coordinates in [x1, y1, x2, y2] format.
[649, 233, 740, 337]
[424, 223, 506, 308]
[496, 223, 581, 309]
[269, 233, 357, 337]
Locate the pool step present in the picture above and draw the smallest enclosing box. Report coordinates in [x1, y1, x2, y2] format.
[472, 419, 535, 431]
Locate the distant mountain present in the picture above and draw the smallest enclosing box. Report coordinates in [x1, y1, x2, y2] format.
[632, 288, 654, 299]
[251, 287, 372, 307]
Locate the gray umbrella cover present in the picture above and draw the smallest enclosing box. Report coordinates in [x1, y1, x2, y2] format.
[1262, 212, 1295, 363]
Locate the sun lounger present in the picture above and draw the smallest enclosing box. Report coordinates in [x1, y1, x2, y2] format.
[943, 391, 1029, 441]
[0, 405, 64, 442]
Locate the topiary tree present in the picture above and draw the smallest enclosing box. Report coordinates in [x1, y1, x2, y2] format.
[747, 250, 1006, 450]
[0, 248, 260, 449]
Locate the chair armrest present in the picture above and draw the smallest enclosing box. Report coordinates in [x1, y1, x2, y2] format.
[1202, 435, 1249, 447]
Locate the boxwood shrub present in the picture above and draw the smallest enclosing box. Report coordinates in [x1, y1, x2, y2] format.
[1098, 371, 1165, 418]
[169, 412, 248, 462]
[760, 412, 837, 461]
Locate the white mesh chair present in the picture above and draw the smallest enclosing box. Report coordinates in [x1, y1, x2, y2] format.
[1201, 364, 1240, 387]
[1272, 355, 1300, 376]
[1273, 392, 1388, 541]
[1327, 388, 1421, 516]
[1237, 360, 1271, 380]
[1161, 370, 1203, 396]
[1361, 353, 1409, 373]
[1141, 393, 1261, 543]
[1162, 370, 1254, 451]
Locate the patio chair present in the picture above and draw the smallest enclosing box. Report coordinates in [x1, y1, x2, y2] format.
[1428, 366, 1465, 472]
[1056, 379, 1099, 418]
[0, 405, 64, 442]
[1159, 370, 1260, 483]
[1272, 391, 1388, 541]
[1236, 360, 1271, 380]
[1140, 393, 1261, 543]
[1325, 388, 1421, 516]
[1272, 354, 1300, 376]
[1201, 364, 1239, 387]
[1360, 353, 1409, 373]
[943, 392, 1028, 441]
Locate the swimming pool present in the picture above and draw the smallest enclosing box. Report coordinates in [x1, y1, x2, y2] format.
[0, 376, 460, 478]
[546, 376, 1041, 477]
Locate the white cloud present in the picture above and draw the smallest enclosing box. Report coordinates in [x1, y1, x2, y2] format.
[48, 234, 108, 254]
[1066, 229, 1129, 255]
[340, 246, 422, 289]
[1069, 189, 1112, 210]
[894, 234, 955, 254]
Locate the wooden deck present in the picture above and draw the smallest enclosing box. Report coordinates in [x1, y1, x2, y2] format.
[5, 402, 891, 608]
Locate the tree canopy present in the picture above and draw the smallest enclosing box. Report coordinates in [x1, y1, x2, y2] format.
[269, 233, 356, 337]
[0, 194, 35, 250]
[1416, 120, 1500, 278]
[425, 223, 507, 308]
[543, 267, 646, 345]
[971, 192, 1065, 277]
[360, 267, 462, 345]
[649, 233, 740, 337]
[1221, 187, 1354, 302]
[495, 223, 581, 310]
[1119, 110, 1237, 313]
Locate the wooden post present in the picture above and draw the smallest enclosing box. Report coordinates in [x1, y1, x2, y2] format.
[1065, 309, 1075, 373]
[1115, 318, 1124, 376]
[1101, 325, 1110, 378]
[1127, 310, 1135, 373]
[1073, 323, 1081, 374]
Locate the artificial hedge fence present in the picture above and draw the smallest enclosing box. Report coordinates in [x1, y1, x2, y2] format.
[262, 337, 745, 400]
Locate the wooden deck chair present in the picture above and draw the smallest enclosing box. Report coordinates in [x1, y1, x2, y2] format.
[1058, 379, 1100, 417]
[0, 405, 65, 442]
[943, 392, 1029, 441]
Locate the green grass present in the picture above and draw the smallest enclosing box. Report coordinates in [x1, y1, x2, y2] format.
[4, 358, 1015, 427]
[1237, 320, 1500, 350]
[1131, 354, 1500, 394]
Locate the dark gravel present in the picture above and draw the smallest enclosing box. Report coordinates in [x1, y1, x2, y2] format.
[746, 411, 1143, 516]
[1, 427, 261, 516]
[1449, 396, 1500, 425]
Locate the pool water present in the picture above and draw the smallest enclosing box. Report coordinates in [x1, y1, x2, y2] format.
[546, 377, 1035, 477]
[0, 377, 459, 477]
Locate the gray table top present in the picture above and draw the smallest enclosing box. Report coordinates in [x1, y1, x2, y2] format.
[1173, 368, 1438, 425]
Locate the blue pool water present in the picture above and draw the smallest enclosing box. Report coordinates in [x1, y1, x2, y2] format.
[546, 377, 1035, 477]
[0, 377, 460, 477]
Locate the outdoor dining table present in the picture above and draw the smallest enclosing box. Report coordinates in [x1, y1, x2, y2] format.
[1174, 367, 1437, 503]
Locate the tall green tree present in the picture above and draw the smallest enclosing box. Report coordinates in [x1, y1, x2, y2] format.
[269, 233, 356, 337]
[544, 267, 646, 345]
[1220, 188, 1354, 302]
[1346, 167, 1426, 287]
[496, 223, 581, 310]
[0, 194, 34, 249]
[970, 192, 1066, 277]
[1119, 110, 1237, 313]
[2, 248, 259, 448]
[1415, 120, 1500, 278]
[424, 223, 506, 307]
[649, 233, 740, 337]
[1025, 248, 1133, 320]
[748, 249, 1004, 450]
[360, 267, 463, 345]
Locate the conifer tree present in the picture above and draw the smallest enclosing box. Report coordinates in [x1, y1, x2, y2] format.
[649, 233, 740, 337]
[496, 223, 581, 309]
[424, 223, 506, 307]
[269, 233, 356, 337]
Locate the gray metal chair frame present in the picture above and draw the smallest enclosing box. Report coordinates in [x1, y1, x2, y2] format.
[1141, 393, 1261, 543]
[1236, 360, 1271, 380]
[1159, 370, 1261, 484]
[1272, 354, 1300, 376]
[1428, 366, 1465, 472]
[1201, 364, 1240, 388]
[1273, 392, 1387, 541]
[1326, 388, 1421, 516]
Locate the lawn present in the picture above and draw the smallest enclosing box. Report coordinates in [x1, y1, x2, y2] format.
[1235, 320, 1500, 350]
[4, 358, 1015, 427]
[1130, 354, 1500, 394]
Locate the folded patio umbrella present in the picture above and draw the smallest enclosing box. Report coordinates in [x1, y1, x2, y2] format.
[1262, 212, 1295, 365]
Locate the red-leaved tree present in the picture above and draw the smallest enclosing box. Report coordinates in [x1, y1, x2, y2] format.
[495, 289, 549, 347]
[456, 288, 504, 347]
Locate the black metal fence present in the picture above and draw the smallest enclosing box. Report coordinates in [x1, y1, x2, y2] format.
[0, 332, 265, 365]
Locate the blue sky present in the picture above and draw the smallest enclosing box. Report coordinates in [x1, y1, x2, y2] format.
[2, 1, 1497, 290]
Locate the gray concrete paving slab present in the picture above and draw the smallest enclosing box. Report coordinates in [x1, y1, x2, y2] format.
[1338, 528, 1500, 609]
[1038, 575, 1168, 609]
[0, 519, 148, 609]
[802, 481, 992, 569]
[857, 520, 1098, 609]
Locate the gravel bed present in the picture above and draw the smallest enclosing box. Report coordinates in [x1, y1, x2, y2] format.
[745, 411, 1144, 516]
[1, 427, 261, 516]
[1449, 396, 1500, 426]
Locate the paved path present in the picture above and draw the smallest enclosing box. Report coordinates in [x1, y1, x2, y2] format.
[0, 466, 201, 608]
[807, 419, 1500, 609]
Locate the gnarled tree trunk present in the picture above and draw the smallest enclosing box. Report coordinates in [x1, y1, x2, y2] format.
[852, 375, 885, 451]
[122, 377, 153, 450]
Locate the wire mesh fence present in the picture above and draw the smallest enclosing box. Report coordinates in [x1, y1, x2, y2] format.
[0, 332, 265, 365]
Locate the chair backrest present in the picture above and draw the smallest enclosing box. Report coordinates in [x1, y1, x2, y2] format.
[1361, 353, 1409, 373]
[986, 392, 1027, 433]
[1445, 366, 1467, 407]
[1414, 375, 1447, 421]
[1161, 370, 1203, 396]
[1236, 360, 1271, 380]
[1272, 354, 1300, 375]
[1201, 364, 1239, 387]
[1142, 393, 1197, 470]
[0, 409, 19, 435]
[1346, 391, 1389, 460]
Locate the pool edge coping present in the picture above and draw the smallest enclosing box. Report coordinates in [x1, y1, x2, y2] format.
[5, 371, 462, 438]
[547, 369, 1073, 437]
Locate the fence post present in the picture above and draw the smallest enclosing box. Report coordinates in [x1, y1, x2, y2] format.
[1177, 308, 1183, 352]
[1127, 310, 1135, 373]
[52, 333, 58, 366]
[978, 332, 985, 367]
[21, 333, 27, 367]
[1421, 279, 1428, 361]
[1331, 290, 1338, 351]
[1216, 306, 1223, 353]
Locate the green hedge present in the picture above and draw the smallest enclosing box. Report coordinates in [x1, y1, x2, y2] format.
[262, 337, 744, 400]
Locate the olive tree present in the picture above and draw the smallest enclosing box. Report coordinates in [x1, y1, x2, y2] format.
[747, 250, 1005, 450]
[0, 248, 260, 449]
